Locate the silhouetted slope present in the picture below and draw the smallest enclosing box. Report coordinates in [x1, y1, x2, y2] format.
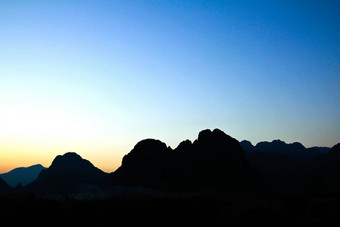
[0, 164, 46, 187]
[328, 143, 340, 156]
[240, 140, 255, 153]
[0, 177, 12, 195]
[304, 143, 340, 194]
[105, 129, 254, 192]
[26, 152, 107, 194]
[325, 143, 340, 181]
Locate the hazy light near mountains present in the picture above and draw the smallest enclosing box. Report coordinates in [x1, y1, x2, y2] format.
[0, 0, 339, 173]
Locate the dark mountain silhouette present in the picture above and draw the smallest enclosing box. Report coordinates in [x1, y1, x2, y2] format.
[303, 143, 340, 195]
[241, 139, 329, 162]
[307, 146, 330, 154]
[0, 164, 46, 187]
[328, 143, 340, 156]
[104, 129, 255, 192]
[241, 140, 305, 177]
[239, 140, 255, 152]
[26, 152, 107, 194]
[241, 140, 336, 195]
[325, 143, 340, 180]
[0, 176, 12, 195]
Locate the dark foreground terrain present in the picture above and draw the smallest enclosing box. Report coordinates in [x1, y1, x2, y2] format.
[1, 193, 340, 225]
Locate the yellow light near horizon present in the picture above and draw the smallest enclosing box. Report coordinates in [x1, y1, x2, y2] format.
[0, 103, 125, 173]
[0, 141, 122, 174]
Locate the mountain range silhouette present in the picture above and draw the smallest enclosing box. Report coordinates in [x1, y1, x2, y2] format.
[241, 140, 339, 195]
[1, 129, 340, 225]
[104, 129, 254, 192]
[0, 129, 339, 198]
[241, 139, 330, 162]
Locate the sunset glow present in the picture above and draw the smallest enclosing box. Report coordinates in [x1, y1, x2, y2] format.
[0, 0, 339, 173]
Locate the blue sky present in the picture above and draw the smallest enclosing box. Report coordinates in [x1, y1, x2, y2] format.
[0, 0, 339, 172]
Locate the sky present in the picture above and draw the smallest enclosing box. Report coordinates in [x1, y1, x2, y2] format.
[0, 0, 339, 173]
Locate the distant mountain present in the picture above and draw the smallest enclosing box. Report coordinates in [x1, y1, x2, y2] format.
[0, 176, 12, 195]
[0, 164, 46, 187]
[105, 129, 255, 192]
[241, 140, 337, 194]
[307, 146, 331, 154]
[26, 152, 108, 194]
[240, 139, 329, 162]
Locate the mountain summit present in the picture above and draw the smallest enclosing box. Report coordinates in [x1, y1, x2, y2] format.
[105, 129, 253, 191]
[26, 152, 107, 194]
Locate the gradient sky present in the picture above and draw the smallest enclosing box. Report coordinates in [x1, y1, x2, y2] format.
[0, 0, 339, 173]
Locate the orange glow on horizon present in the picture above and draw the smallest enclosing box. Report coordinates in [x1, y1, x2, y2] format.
[0, 140, 125, 174]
